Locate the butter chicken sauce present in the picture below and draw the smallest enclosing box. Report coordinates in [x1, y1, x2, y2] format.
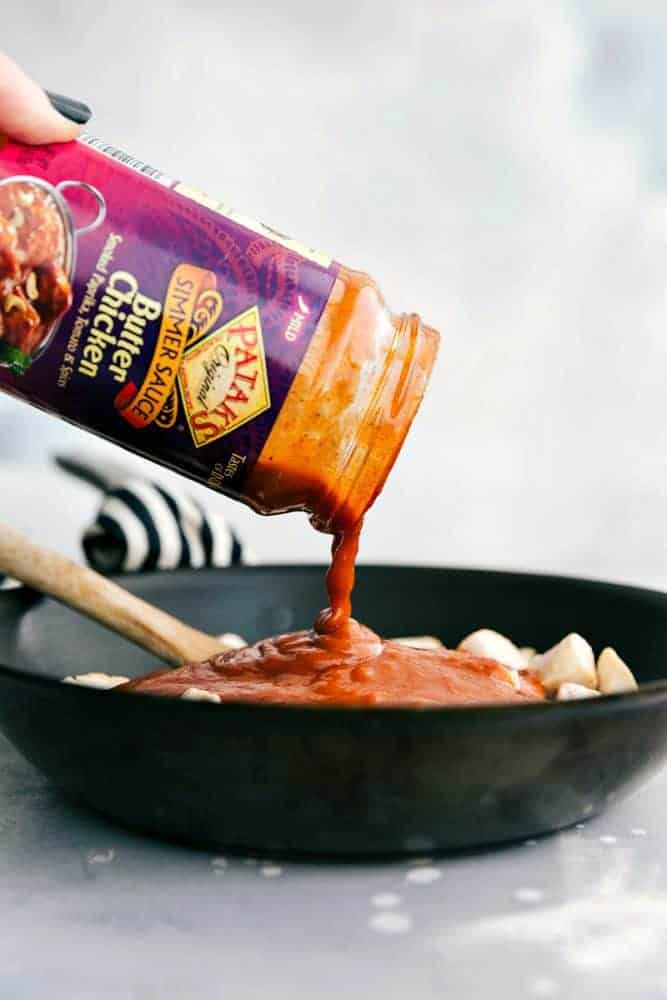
[123, 458, 544, 708]
[121, 622, 544, 707]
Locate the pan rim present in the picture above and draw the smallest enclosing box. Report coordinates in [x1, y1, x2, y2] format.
[1, 563, 666, 721]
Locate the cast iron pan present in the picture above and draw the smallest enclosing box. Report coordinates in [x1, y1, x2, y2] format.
[0, 565, 666, 857]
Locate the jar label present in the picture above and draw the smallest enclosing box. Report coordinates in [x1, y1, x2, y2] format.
[0, 136, 338, 494]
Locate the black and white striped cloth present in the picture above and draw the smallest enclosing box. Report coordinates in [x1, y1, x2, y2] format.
[83, 478, 246, 574]
[61, 454, 251, 575]
[0, 455, 251, 587]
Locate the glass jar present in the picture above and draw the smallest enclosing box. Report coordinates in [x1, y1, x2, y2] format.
[247, 266, 438, 532]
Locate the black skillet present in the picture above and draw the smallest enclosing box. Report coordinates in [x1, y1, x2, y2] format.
[0, 564, 666, 857]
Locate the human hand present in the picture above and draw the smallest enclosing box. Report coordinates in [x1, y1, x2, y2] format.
[0, 53, 78, 145]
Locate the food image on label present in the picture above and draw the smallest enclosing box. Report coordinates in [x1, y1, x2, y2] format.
[0, 136, 339, 497]
[0, 178, 74, 374]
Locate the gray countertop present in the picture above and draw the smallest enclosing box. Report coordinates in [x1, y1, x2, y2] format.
[2, 730, 666, 1000]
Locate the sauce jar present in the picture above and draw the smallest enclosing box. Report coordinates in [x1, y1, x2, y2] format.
[0, 136, 438, 533]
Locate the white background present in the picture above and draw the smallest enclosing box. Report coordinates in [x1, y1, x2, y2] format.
[2, 1, 667, 586]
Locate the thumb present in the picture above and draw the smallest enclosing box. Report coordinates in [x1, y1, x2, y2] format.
[0, 53, 79, 145]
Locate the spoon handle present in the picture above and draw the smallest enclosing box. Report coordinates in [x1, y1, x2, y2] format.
[0, 522, 228, 666]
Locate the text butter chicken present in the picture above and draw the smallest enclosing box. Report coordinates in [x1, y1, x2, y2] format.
[0, 136, 545, 707]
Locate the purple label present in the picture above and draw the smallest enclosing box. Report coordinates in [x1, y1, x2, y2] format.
[0, 136, 338, 494]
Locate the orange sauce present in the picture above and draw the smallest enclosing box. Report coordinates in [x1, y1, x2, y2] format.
[122, 618, 544, 708]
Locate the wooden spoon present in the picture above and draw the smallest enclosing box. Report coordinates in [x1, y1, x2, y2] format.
[0, 522, 231, 666]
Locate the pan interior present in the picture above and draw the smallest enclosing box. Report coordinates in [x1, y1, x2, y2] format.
[0, 565, 665, 688]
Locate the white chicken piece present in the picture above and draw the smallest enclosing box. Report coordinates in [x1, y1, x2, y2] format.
[458, 628, 525, 670]
[557, 682, 601, 701]
[597, 647, 638, 695]
[218, 632, 247, 650]
[62, 672, 129, 690]
[506, 668, 521, 690]
[181, 687, 222, 703]
[534, 634, 597, 692]
[519, 647, 536, 666]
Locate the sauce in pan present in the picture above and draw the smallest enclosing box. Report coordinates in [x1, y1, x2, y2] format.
[122, 344, 546, 707]
[122, 519, 545, 707]
[121, 617, 544, 708]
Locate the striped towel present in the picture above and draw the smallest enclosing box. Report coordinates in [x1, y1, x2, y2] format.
[0, 457, 250, 588]
[57, 455, 251, 575]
